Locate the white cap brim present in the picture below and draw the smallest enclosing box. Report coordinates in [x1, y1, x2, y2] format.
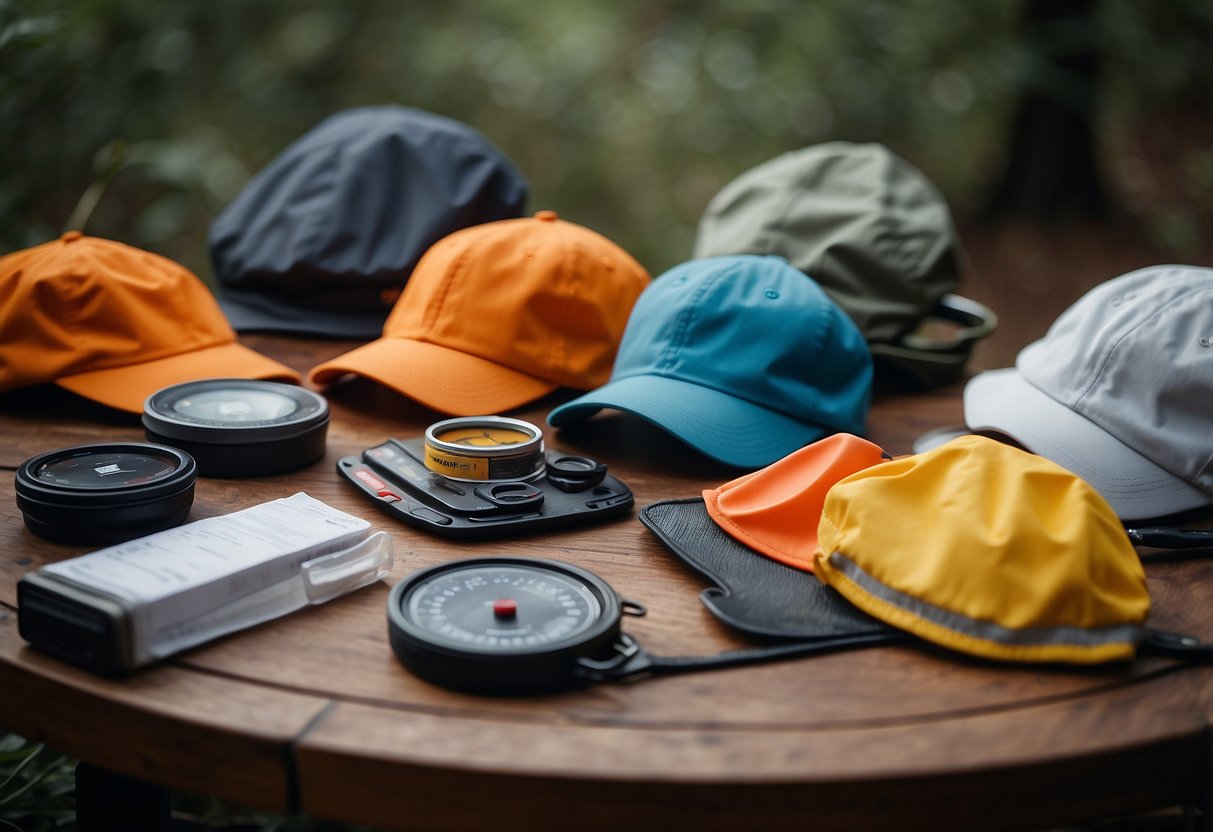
[964, 368, 1212, 521]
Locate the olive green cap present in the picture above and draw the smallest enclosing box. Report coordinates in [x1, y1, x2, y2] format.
[694, 142, 994, 387]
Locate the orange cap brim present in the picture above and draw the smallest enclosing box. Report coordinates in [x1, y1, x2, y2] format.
[704, 433, 887, 572]
[56, 342, 301, 413]
[308, 337, 557, 416]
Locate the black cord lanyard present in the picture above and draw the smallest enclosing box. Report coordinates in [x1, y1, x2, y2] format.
[574, 631, 908, 684]
[580, 524, 1213, 684]
[1126, 527, 1213, 549]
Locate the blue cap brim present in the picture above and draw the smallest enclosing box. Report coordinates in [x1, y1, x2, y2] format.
[547, 374, 832, 470]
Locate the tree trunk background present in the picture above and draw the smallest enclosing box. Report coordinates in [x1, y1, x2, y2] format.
[985, 0, 1110, 221]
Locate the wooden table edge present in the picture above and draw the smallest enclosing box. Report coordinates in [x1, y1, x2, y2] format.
[292, 665, 1213, 830]
[0, 606, 328, 811]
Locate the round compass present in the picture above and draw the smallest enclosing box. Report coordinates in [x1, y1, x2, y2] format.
[387, 557, 644, 694]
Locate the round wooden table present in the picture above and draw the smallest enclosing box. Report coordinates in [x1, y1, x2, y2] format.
[2, 329, 1213, 829]
[2, 328, 1212, 832]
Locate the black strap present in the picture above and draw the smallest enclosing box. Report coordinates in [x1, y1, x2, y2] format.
[869, 293, 998, 388]
[1138, 628, 1213, 661]
[1126, 527, 1213, 549]
[574, 631, 907, 684]
[576, 626, 1213, 685]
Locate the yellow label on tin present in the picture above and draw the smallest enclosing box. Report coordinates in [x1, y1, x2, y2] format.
[433, 426, 534, 447]
[425, 448, 490, 479]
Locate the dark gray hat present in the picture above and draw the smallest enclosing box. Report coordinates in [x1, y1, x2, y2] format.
[693, 142, 994, 387]
[210, 106, 529, 339]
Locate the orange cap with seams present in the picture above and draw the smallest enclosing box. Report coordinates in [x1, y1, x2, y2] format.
[308, 211, 650, 415]
[0, 232, 299, 412]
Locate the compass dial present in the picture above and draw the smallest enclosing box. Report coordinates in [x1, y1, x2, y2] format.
[404, 564, 602, 653]
[388, 557, 628, 694]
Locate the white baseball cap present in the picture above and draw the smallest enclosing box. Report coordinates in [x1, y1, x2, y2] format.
[964, 264, 1213, 521]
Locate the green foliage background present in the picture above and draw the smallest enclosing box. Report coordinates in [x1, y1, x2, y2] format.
[1, 0, 1210, 282]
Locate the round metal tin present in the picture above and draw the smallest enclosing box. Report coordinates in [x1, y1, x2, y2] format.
[422, 416, 545, 482]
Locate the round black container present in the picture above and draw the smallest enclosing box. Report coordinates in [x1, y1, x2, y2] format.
[387, 556, 631, 695]
[143, 379, 328, 477]
[15, 443, 197, 545]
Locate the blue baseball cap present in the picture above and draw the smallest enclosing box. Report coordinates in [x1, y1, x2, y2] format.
[547, 255, 873, 469]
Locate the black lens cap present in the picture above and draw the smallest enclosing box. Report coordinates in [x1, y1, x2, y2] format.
[15, 442, 197, 545]
[545, 455, 608, 492]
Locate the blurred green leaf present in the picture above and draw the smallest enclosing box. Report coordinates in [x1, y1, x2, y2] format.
[0, 735, 75, 832]
[1, 0, 1208, 276]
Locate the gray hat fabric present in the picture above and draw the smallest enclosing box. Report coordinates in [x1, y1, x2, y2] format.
[964, 264, 1213, 521]
[694, 142, 993, 386]
[210, 106, 529, 339]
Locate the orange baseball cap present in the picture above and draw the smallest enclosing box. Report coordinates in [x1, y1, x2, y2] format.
[703, 433, 888, 573]
[308, 211, 651, 415]
[0, 232, 300, 412]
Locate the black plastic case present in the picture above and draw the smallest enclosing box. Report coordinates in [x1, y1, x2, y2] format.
[337, 437, 633, 539]
[17, 573, 133, 676]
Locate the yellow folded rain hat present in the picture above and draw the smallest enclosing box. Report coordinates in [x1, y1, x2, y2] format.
[815, 434, 1151, 664]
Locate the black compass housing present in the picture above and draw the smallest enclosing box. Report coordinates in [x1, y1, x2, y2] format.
[387, 556, 638, 695]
